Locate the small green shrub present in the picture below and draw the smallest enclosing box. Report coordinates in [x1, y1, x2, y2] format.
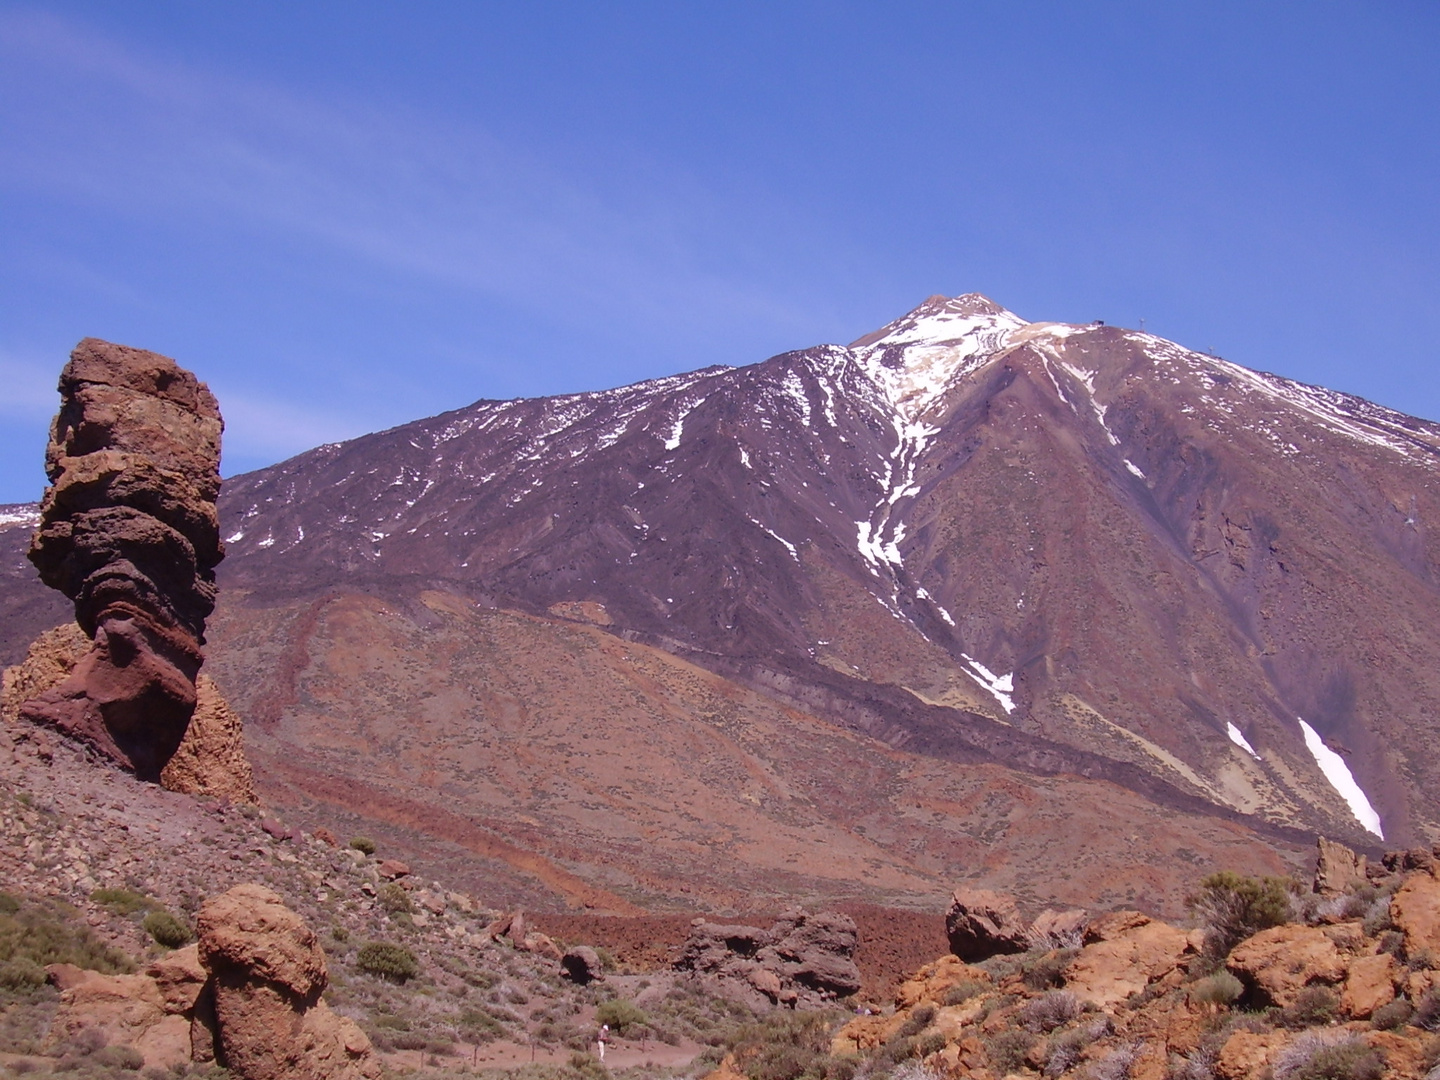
[983, 1028, 1036, 1074]
[1279, 985, 1339, 1029]
[1271, 1031, 1384, 1080]
[89, 888, 157, 917]
[1023, 949, 1076, 991]
[0, 896, 133, 974]
[1188, 871, 1294, 959]
[0, 893, 19, 916]
[142, 910, 194, 948]
[0, 958, 47, 991]
[330, 924, 350, 943]
[355, 941, 419, 983]
[941, 979, 989, 1006]
[92, 1043, 145, 1069]
[596, 997, 649, 1035]
[349, 837, 377, 855]
[1369, 998, 1412, 1030]
[376, 882, 412, 914]
[895, 1004, 935, 1039]
[1413, 989, 1440, 1031]
[1019, 990, 1082, 1033]
[1189, 970, 1244, 1007]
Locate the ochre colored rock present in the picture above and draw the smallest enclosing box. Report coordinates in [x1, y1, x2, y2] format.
[1029, 907, 1088, 948]
[43, 970, 167, 1058]
[147, 943, 209, 1014]
[1314, 836, 1368, 897]
[0, 623, 88, 725]
[376, 858, 411, 880]
[521, 931, 563, 960]
[196, 883, 378, 1080]
[3, 624, 255, 801]
[1226, 924, 1347, 1006]
[1341, 951, 1397, 1018]
[20, 338, 224, 781]
[1391, 867, 1440, 961]
[945, 886, 1030, 961]
[1064, 914, 1193, 1008]
[1215, 1030, 1289, 1080]
[893, 954, 990, 1010]
[160, 675, 256, 802]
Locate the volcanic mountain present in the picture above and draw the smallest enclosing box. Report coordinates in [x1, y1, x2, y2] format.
[5, 295, 1439, 915]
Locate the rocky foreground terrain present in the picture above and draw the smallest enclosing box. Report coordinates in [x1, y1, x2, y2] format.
[6, 719, 1440, 1080]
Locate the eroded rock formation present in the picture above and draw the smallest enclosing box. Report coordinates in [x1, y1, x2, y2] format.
[675, 907, 861, 1009]
[196, 883, 378, 1080]
[2, 620, 254, 802]
[19, 338, 225, 780]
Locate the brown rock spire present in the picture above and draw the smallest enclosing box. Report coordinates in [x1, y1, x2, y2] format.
[20, 338, 225, 780]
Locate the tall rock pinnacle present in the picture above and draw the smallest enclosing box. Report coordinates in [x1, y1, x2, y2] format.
[20, 338, 225, 780]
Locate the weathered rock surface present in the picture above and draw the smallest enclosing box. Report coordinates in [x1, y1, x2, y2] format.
[1313, 836, 1369, 897]
[19, 339, 225, 781]
[944, 886, 1031, 961]
[1391, 865, 1440, 960]
[196, 882, 378, 1080]
[560, 946, 603, 984]
[1063, 912, 1196, 1008]
[1225, 923, 1348, 1006]
[675, 907, 861, 1009]
[2, 621, 254, 801]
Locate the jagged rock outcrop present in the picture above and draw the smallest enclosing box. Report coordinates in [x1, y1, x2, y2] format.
[945, 886, 1031, 961]
[1314, 836, 1369, 897]
[196, 883, 378, 1080]
[19, 338, 224, 781]
[2, 621, 254, 802]
[675, 907, 861, 1009]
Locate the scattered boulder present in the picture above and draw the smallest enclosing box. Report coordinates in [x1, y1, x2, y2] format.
[1340, 952, 1397, 1019]
[20, 339, 226, 782]
[1028, 907, 1088, 949]
[1063, 913, 1196, 1008]
[376, 859, 410, 881]
[675, 907, 860, 1009]
[560, 946, 603, 984]
[945, 886, 1032, 961]
[1390, 865, 1440, 960]
[1314, 836, 1368, 897]
[1226, 924, 1347, 1007]
[196, 883, 378, 1080]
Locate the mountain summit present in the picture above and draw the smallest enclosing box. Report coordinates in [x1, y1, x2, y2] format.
[4, 298, 1438, 912]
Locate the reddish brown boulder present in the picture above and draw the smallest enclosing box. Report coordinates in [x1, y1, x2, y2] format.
[1341, 952, 1397, 1018]
[1391, 867, 1440, 960]
[196, 883, 377, 1080]
[4, 624, 254, 801]
[19, 339, 225, 781]
[1314, 836, 1368, 897]
[945, 886, 1030, 961]
[376, 859, 410, 880]
[1226, 924, 1347, 1006]
[1064, 913, 1194, 1008]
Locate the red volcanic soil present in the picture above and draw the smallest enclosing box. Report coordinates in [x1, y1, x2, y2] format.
[531, 903, 947, 1003]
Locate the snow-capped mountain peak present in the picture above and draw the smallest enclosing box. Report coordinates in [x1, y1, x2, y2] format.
[849, 294, 1030, 419]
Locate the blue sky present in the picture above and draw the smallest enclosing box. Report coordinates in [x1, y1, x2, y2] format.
[1, 1, 1437, 502]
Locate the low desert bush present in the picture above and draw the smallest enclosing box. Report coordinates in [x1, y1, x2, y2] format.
[1091, 1041, 1142, 1080]
[1413, 990, 1440, 1031]
[595, 997, 648, 1035]
[89, 887, 157, 917]
[1023, 950, 1076, 991]
[983, 1029, 1036, 1074]
[1020, 990, 1082, 1033]
[1189, 970, 1244, 1007]
[1278, 986, 1339, 1029]
[1271, 1031, 1383, 1080]
[143, 910, 194, 948]
[941, 979, 989, 1006]
[348, 837, 377, 855]
[1188, 872, 1294, 959]
[0, 895, 133, 976]
[1369, 998, 1412, 1030]
[377, 882, 412, 914]
[894, 1004, 936, 1039]
[356, 941, 420, 983]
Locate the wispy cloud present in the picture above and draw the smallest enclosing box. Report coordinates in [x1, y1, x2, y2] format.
[0, 9, 841, 353]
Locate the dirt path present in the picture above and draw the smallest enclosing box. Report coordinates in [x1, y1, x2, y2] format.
[450, 1037, 705, 1071]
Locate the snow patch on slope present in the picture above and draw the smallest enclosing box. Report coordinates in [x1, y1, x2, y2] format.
[962, 655, 1015, 714]
[1226, 722, 1261, 760]
[1298, 719, 1383, 838]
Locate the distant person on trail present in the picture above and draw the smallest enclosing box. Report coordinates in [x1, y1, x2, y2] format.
[597, 1023, 609, 1060]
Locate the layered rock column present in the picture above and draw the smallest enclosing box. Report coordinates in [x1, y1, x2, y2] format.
[20, 338, 224, 780]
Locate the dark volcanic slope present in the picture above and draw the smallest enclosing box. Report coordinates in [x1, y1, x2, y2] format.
[209, 295, 1440, 849]
[5, 295, 1438, 910]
